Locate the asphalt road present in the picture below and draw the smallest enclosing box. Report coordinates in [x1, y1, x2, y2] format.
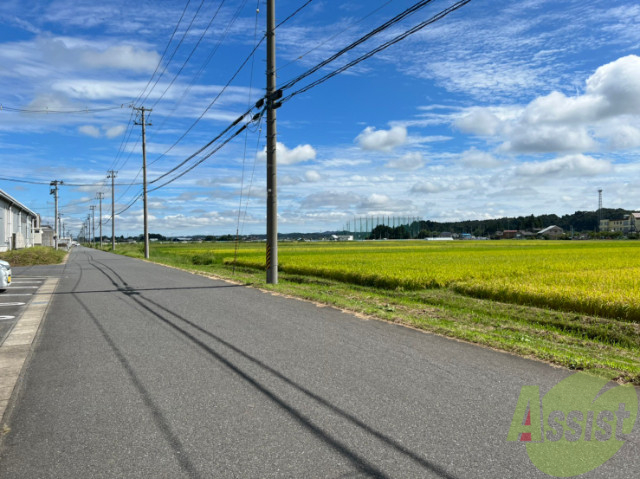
[0, 247, 637, 478]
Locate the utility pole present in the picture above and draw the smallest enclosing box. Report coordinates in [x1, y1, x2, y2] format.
[50, 180, 63, 249]
[86, 215, 91, 245]
[134, 107, 152, 259]
[90, 205, 96, 247]
[96, 192, 105, 248]
[108, 170, 117, 250]
[266, 0, 280, 284]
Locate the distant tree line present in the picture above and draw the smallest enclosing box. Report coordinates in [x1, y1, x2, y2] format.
[366, 208, 632, 239]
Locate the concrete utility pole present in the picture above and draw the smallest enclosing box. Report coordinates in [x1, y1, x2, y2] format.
[134, 107, 152, 259]
[108, 170, 117, 250]
[266, 0, 279, 284]
[96, 192, 104, 247]
[89, 205, 96, 247]
[58, 213, 63, 241]
[50, 180, 63, 250]
[86, 215, 91, 245]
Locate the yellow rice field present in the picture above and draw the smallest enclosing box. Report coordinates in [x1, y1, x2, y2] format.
[155, 240, 640, 321]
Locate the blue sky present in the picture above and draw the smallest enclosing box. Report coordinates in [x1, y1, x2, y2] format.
[1, 0, 639, 237]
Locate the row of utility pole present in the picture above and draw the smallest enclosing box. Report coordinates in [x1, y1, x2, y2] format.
[63, 1, 278, 278]
[125, 1, 277, 277]
[48, 177, 117, 249]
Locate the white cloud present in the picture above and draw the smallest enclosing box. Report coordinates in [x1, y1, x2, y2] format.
[360, 193, 390, 208]
[411, 181, 446, 194]
[52, 79, 147, 100]
[80, 45, 159, 72]
[585, 55, 640, 117]
[258, 142, 316, 165]
[456, 55, 640, 154]
[33, 35, 159, 73]
[601, 123, 640, 149]
[501, 125, 597, 154]
[78, 125, 101, 138]
[459, 148, 503, 168]
[305, 170, 321, 182]
[515, 154, 613, 177]
[104, 125, 126, 138]
[455, 110, 499, 136]
[385, 152, 424, 171]
[301, 191, 359, 209]
[356, 126, 407, 152]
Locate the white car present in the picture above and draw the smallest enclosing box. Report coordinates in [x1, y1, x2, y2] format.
[0, 259, 11, 292]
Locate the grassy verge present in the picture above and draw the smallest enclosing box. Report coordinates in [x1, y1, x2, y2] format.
[0, 246, 67, 266]
[103, 243, 640, 385]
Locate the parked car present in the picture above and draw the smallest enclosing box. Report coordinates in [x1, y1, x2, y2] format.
[0, 259, 11, 292]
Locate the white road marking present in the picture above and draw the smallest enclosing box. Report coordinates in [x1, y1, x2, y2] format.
[0, 302, 26, 306]
[0, 315, 15, 321]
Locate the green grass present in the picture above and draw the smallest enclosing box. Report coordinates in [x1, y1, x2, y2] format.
[102, 241, 640, 385]
[0, 246, 67, 266]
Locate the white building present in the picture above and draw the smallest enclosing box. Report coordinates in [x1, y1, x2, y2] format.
[331, 234, 354, 241]
[0, 189, 39, 252]
[599, 213, 640, 233]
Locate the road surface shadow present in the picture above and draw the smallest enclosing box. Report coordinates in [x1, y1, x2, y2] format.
[81, 252, 458, 479]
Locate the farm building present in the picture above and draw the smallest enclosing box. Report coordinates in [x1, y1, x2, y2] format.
[0, 188, 39, 252]
[537, 225, 564, 239]
[501, 230, 519, 239]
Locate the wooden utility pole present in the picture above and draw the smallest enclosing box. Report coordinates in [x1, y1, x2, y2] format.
[266, 0, 278, 284]
[134, 107, 152, 259]
[108, 170, 117, 250]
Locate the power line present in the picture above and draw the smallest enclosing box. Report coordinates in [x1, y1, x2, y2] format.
[146, 0, 251, 145]
[108, 106, 138, 173]
[0, 104, 129, 114]
[133, 0, 193, 106]
[279, 0, 439, 93]
[276, 0, 315, 28]
[0, 175, 138, 187]
[281, 0, 473, 102]
[276, 0, 394, 73]
[138, 0, 207, 106]
[114, 192, 143, 216]
[147, 37, 265, 166]
[149, 111, 263, 192]
[112, 110, 262, 215]
[234, 0, 262, 267]
[114, 0, 192, 176]
[150, 0, 232, 110]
